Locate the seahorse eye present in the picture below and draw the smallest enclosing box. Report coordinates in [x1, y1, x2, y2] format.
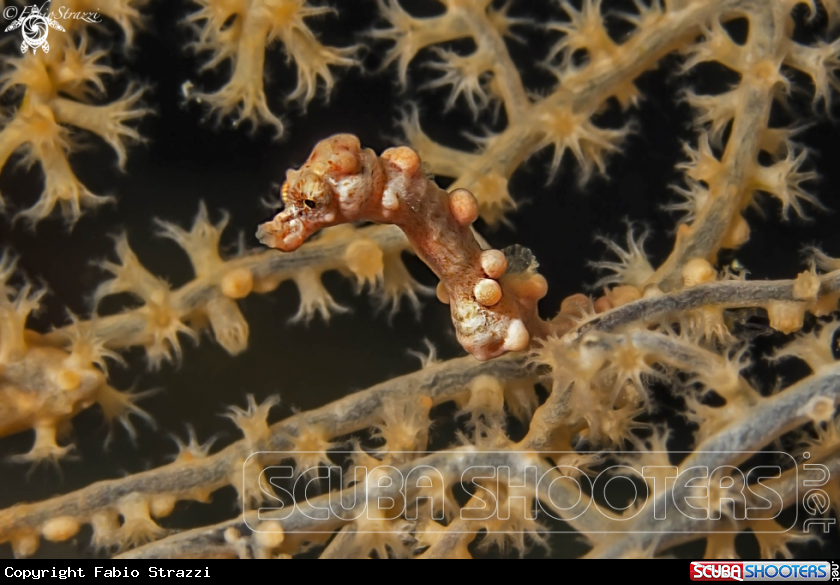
[304, 199, 316, 209]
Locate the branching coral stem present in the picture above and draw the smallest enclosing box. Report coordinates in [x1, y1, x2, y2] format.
[8, 274, 836, 554]
[589, 363, 840, 557]
[118, 449, 550, 559]
[121, 414, 840, 559]
[0, 353, 533, 552]
[573, 269, 840, 340]
[43, 224, 410, 351]
[421, 452, 840, 560]
[631, 454, 840, 559]
[649, 2, 783, 291]
[456, 3, 528, 121]
[520, 328, 752, 450]
[432, 0, 744, 221]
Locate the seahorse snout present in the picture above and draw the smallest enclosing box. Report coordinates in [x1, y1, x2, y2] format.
[256, 213, 306, 252]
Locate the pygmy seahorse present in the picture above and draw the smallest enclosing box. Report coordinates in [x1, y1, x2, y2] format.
[256, 134, 549, 360]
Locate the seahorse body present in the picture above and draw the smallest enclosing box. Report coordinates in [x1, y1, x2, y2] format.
[257, 135, 548, 360]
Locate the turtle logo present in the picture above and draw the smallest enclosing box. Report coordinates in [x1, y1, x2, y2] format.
[4, 5, 65, 54]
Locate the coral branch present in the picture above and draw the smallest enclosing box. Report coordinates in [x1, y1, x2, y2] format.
[573, 268, 840, 340]
[0, 4, 149, 225]
[185, 0, 358, 136]
[398, 0, 740, 224]
[0, 353, 532, 556]
[44, 220, 418, 356]
[589, 365, 840, 557]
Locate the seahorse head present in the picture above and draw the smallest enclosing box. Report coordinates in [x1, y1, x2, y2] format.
[256, 134, 365, 252]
